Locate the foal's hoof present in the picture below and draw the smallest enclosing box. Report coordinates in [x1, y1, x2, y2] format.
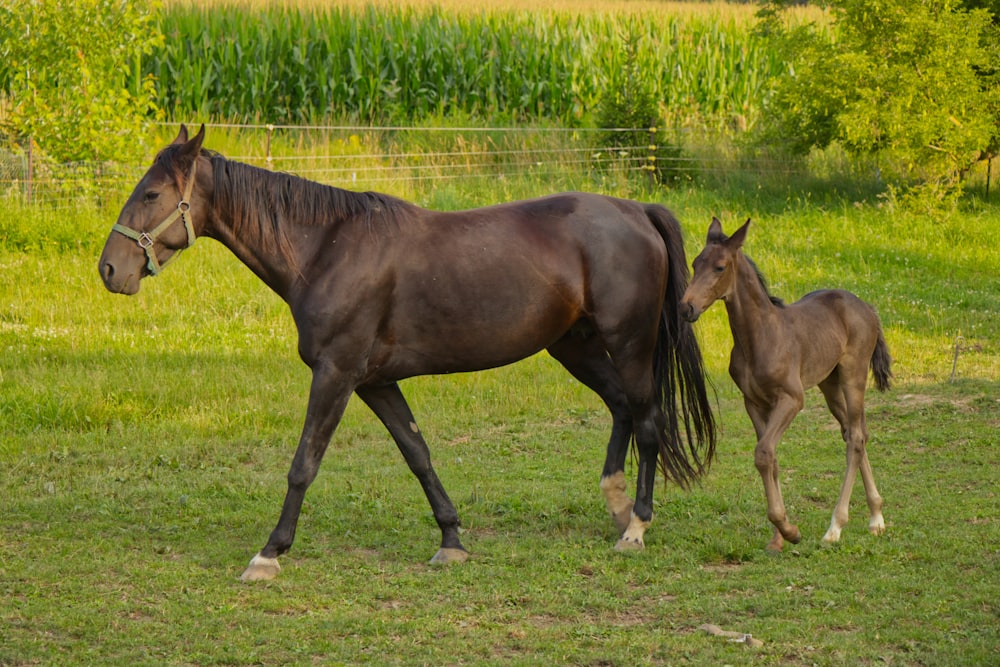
[869, 514, 886, 536]
[429, 547, 469, 565]
[614, 535, 645, 552]
[240, 553, 281, 582]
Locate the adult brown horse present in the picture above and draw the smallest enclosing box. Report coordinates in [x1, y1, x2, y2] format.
[680, 217, 890, 551]
[99, 125, 716, 581]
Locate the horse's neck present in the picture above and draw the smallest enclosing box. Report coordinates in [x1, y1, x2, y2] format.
[207, 160, 345, 301]
[723, 254, 779, 355]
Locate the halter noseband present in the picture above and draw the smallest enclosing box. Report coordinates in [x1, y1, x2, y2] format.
[112, 158, 199, 276]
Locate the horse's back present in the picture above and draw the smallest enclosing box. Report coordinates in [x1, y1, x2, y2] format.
[349, 191, 670, 380]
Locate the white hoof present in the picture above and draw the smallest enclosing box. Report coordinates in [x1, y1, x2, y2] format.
[821, 527, 842, 544]
[240, 553, 281, 582]
[429, 547, 469, 565]
[614, 512, 651, 552]
[614, 535, 645, 552]
[869, 514, 886, 536]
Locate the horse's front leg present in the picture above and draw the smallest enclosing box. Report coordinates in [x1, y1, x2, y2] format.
[356, 382, 467, 564]
[241, 366, 353, 582]
[750, 394, 803, 551]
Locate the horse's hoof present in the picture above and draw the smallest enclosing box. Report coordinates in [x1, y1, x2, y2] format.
[429, 547, 469, 565]
[784, 526, 802, 544]
[240, 553, 281, 582]
[611, 511, 633, 536]
[869, 515, 886, 536]
[822, 527, 842, 544]
[614, 536, 645, 552]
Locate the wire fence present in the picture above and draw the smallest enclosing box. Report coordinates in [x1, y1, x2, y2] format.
[0, 127, 649, 208]
[0, 121, 936, 209]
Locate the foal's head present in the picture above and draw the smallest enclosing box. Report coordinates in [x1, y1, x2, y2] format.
[679, 217, 750, 322]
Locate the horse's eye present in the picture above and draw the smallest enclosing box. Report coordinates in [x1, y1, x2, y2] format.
[143, 191, 160, 204]
[713, 264, 726, 274]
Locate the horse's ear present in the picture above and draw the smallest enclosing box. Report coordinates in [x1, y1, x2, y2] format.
[729, 218, 751, 250]
[191, 123, 205, 155]
[172, 124, 189, 145]
[707, 216, 724, 242]
[176, 124, 205, 164]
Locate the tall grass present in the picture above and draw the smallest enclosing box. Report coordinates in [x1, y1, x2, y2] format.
[150, 3, 782, 126]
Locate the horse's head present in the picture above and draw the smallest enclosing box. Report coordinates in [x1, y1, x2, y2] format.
[99, 124, 210, 294]
[679, 217, 750, 322]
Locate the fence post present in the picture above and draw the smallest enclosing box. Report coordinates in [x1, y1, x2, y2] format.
[266, 124, 274, 169]
[26, 135, 33, 204]
[987, 157, 992, 199]
[647, 126, 657, 185]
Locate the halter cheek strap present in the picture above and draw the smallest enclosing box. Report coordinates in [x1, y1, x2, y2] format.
[112, 158, 199, 276]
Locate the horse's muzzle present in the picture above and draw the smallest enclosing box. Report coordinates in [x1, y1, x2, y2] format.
[99, 257, 141, 295]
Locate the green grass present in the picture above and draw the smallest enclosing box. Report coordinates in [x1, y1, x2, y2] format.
[1, 173, 998, 664]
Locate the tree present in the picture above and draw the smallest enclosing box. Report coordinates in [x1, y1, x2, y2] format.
[757, 0, 1000, 204]
[0, 0, 164, 164]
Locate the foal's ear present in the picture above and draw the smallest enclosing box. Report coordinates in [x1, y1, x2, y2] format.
[707, 216, 725, 243]
[728, 218, 751, 250]
[172, 124, 189, 145]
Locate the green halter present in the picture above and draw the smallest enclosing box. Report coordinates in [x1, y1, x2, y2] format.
[111, 158, 199, 276]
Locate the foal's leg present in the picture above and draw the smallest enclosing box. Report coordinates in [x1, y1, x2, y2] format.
[356, 383, 467, 563]
[242, 367, 353, 581]
[548, 334, 634, 534]
[749, 394, 804, 551]
[819, 378, 884, 543]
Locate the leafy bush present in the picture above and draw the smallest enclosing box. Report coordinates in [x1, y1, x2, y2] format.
[757, 0, 1000, 205]
[0, 0, 163, 163]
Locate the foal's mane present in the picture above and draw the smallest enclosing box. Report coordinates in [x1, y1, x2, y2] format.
[743, 255, 785, 308]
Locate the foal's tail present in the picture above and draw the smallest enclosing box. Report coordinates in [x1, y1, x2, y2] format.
[645, 204, 717, 489]
[871, 323, 893, 392]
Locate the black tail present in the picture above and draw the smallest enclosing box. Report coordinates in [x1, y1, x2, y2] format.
[645, 205, 717, 489]
[871, 324, 892, 392]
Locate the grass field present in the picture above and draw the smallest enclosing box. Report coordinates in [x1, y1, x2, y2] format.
[1, 156, 998, 664]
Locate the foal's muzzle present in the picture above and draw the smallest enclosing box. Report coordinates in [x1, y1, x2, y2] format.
[680, 300, 701, 323]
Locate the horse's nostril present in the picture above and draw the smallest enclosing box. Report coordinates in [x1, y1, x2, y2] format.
[102, 261, 115, 281]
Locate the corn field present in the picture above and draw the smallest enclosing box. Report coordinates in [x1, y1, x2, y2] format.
[150, 3, 782, 127]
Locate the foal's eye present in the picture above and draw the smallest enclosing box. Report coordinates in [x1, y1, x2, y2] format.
[143, 191, 160, 204]
[713, 264, 726, 274]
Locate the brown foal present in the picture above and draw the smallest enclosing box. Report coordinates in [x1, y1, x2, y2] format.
[681, 218, 892, 550]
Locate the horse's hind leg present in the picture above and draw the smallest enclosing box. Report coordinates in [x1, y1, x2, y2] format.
[819, 377, 884, 543]
[548, 333, 634, 535]
[356, 383, 467, 564]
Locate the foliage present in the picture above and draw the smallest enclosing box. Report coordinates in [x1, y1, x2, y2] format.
[756, 0, 1000, 205]
[0, 0, 164, 163]
[595, 21, 686, 184]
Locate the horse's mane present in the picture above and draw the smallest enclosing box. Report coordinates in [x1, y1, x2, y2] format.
[155, 144, 412, 267]
[744, 255, 785, 307]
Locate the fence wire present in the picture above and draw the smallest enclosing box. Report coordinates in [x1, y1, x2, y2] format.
[2, 122, 819, 209]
